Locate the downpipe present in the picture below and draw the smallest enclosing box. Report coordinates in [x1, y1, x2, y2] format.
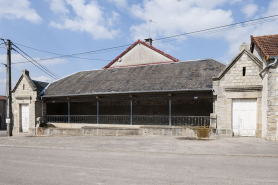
[259, 56, 278, 76]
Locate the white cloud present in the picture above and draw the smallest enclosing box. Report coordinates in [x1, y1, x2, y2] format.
[0, 0, 42, 23]
[49, 0, 120, 39]
[109, 0, 128, 9]
[241, 3, 258, 18]
[47, 0, 69, 15]
[129, 0, 233, 41]
[264, 0, 278, 16]
[35, 57, 67, 66]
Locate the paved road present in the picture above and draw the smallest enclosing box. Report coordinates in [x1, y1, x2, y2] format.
[0, 134, 277, 185]
[0, 130, 6, 137]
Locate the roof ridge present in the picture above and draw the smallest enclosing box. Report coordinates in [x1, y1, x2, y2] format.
[103, 39, 179, 69]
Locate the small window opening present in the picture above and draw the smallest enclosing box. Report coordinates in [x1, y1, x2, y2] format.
[23, 84, 25, 90]
[243, 67, 246, 76]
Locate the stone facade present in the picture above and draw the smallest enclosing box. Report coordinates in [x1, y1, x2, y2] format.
[11, 70, 44, 135]
[264, 60, 278, 140]
[213, 46, 263, 137]
[252, 45, 278, 141]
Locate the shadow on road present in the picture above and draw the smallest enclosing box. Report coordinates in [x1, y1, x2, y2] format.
[0, 130, 7, 137]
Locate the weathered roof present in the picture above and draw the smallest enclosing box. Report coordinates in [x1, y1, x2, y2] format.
[0, 95, 6, 100]
[43, 59, 225, 97]
[250, 34, 278, 60]
[103, 39, 179, 69]
[32, 80, 49, 92]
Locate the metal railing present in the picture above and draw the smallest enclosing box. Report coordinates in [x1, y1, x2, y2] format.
[46, 115, 68, 123]
[172, 116, 210, 127]
[45, 115, 210, 127]
[71, 115, 97, 123]
[99, 115, 130, 124]
[132, 115, 169, 125]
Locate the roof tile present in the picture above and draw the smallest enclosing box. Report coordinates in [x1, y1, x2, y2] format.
[251, 34, 278, 60]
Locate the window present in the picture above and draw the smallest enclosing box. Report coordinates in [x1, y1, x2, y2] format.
[23, 84, 25, 90]
[243, 67, 246, 76]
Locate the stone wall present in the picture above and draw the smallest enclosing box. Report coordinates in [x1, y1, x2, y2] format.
[265, 61, 278, 140]
[214, 51, 263, 137]
[12, 72, 40, 135]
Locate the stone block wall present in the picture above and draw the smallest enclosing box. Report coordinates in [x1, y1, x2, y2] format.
[12, 74, 39, 135]
[219, 54, 262, 87]
[214, 52, 263, 137]
[265, 63, 278, 140]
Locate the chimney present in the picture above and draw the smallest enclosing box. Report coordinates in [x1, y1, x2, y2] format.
[22, 69, 29, 76]
[239, 42, 249, 51]
[145, 38, 153, 46]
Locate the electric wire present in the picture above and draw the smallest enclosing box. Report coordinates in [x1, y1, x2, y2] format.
[153, 18, 278, 44]
[12, 48, 59, 80]
[12, 44, 61, 79]
[12, 42, 111, 61]
[6, 14, 278, 65]
[153, 14, 278, 41]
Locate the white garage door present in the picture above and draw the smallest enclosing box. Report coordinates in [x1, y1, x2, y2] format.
[21, 104, 29, 133]
[232, 99, 257, 137]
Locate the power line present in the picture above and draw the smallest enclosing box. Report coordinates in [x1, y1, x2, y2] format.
[154, 14, 278, 41]
[12, 42, 111, 61]
[12, 44, 61, 79]
[6, 14, 278, 66]
[12, 48, 59, 80]
[154, 18, 277, 44]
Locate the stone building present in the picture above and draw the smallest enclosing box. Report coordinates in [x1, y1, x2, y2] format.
[250, 34, 278, 141]
[38, 39, 224, 136]
[214, 34, 278, 141]
[11, 70, 48, 135]
[0, 95, 6, 130]
[213, 43, 263, 138]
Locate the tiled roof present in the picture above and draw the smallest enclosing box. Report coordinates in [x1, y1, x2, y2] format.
[103, 39, 179, 69]
[250, 34, 278, 60]
[42, 59, 225, 97]
[0, 95, 6, 100]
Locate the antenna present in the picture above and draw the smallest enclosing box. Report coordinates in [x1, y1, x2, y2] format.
[149, 20, 156, 38]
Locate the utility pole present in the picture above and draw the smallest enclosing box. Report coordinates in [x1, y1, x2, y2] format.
[6, 39, 12, 136]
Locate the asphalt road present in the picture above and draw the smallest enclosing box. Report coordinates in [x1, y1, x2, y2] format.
[0, 131, 277, 185]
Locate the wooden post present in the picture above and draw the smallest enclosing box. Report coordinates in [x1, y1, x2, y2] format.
[68, 101, 70, 123]
[6, 39, 12, 136]
[97, 100, 99, 124]
[130, 100, 133, 125]
[169, 98, 172, 126]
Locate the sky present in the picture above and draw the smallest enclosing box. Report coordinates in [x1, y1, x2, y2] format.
[0, 0, 278, 95]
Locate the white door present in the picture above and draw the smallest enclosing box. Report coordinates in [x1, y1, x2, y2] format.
[232, 99, 257, 136]
[21, 105, 29, 133]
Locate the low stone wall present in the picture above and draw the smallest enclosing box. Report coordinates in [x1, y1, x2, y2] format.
[37, 123, 215, 139]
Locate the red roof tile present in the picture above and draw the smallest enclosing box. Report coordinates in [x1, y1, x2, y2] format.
[250, 34, 278, 60]
[0, 95, 6, 100]
[103, 39, 179, 69]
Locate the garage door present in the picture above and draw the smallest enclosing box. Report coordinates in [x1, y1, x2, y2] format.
[232, 99, 257, 137]
[21, 104, 29, 133]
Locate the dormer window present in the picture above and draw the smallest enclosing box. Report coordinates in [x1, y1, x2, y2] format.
[243, 67, 246, 76]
